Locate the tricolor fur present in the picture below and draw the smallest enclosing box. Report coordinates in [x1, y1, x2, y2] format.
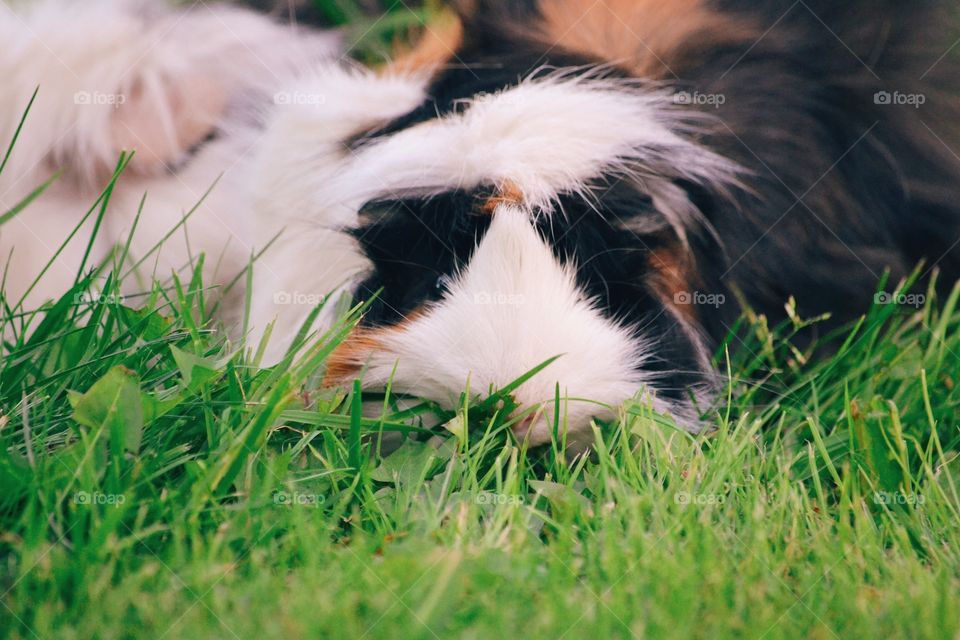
[3, 0, 959, 449]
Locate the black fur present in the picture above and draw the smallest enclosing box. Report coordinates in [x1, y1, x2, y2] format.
[235, 0, 327, 25]
[353, 190, 492, 327]
[349, 52, 617, 148]
[350, 0, 960, 401]
[684, 0, 960, 338]
[353, 176, 712, 399]
[539, 181, 711, 398]
[435, 0, 960, 340]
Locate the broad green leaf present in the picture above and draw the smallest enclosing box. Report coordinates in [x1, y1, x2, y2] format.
[170, 345, 225, 391]
[370, 440, 440, 487]
[850, 398, 904, 493]
[71, 366, 145, 454]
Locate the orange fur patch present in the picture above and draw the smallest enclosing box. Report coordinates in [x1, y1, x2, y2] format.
[386, 9, 464, 74]
[537, 0, 757, 78]
[481, 181, 526, 214]
[323, 310, 427, 387]
[323, 330, 385, 386]
[648, 246, 698, 322]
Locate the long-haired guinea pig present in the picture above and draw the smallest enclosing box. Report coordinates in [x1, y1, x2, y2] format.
[3, 0, 960, 447]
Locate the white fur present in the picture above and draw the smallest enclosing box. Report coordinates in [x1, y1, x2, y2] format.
[1, 3, 728, 441]
[247, 66, 432, 359]
[345, 206, 680, 447]
[248, 69, 738, 362]
[0, 0, 337, 312]
[1, 0, 336, 185]
[300, 73, 739, 214]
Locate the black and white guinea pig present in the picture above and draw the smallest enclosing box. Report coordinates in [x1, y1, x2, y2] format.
[3, 0, 960, 447]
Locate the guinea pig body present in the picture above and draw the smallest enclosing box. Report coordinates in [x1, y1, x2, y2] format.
[4, 0, 960, 447]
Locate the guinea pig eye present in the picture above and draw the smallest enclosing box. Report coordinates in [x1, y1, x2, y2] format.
[435, 274, 454, 293]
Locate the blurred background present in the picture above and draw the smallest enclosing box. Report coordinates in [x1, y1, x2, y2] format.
[243, 0, 442, 61]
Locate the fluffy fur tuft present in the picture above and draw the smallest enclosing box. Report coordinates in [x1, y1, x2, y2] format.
[5, 0, 960, 451]
[0, 0, 337, 312]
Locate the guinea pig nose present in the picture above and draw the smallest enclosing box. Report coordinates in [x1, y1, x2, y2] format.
[509, 408, 546, 443]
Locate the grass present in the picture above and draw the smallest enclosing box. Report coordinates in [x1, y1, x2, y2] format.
[2, 4, 960, 639]
[304, 0, 441, 62]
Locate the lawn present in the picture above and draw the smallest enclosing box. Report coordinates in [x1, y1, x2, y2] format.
[2, 2, 960, 639]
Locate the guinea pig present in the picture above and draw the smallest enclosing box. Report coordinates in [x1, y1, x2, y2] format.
[250, 0, 960, 445]
[3, 0, 960, 449]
